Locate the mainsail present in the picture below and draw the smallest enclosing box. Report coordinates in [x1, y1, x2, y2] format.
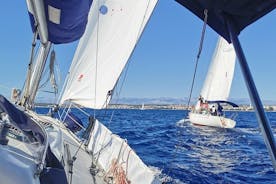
[60, 0, 157, 109]
[200, 36, 236, 102]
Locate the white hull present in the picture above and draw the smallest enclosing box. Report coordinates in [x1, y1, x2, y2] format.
[189, 112, 236, 128]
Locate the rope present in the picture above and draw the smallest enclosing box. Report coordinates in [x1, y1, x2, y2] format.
[186, 9, 208, 111]
[103, 140, 131, 184]
[104, 159, 130, 184]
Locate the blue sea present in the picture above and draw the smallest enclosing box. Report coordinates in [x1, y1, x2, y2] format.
[37, 108, 276, 183]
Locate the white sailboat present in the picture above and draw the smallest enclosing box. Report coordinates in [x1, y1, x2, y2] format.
[189, 36, 238, 128]
[141, 103, 145, 110]
[0, 0, 159, 184]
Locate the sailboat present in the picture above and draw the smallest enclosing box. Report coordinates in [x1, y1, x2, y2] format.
[141, 103, 145, 110]
[0, 0, 159, 184]
[177, 0, 276, 170]
[189, 36, 238, 128]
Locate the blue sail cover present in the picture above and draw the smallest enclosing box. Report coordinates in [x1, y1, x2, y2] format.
[176, 0, 276, 42]
[28, 0, 92, 44]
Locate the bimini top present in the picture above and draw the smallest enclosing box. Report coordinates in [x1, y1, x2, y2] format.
[176, 0, 276, 42]
[28, 0, 92, 44]
[207, 100, 239, 108]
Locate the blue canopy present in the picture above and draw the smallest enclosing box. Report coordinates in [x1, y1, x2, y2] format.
[29, 0, 92, 44]
[176, 0, 276, 42]
[207, 100, 239, 107]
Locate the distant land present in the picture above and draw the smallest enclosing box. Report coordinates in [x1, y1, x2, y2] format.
[35, 97, 276, 111]
[110, 97, 276, 106]
[34, 96, 276, 106]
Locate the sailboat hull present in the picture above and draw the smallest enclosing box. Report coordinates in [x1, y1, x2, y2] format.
[189, 112, 236, 128]
[0, 108, 159, 184]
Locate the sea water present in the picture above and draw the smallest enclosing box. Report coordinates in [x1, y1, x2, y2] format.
[36, 108, 276, 183]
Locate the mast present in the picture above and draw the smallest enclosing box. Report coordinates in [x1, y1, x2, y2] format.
[21, 0, 50, 109]
[28, 42, 52, 108]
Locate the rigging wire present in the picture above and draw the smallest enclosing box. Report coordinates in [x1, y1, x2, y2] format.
[100, 0, 157, 125]
[93, 0, 100, 119]
[166, 9, 209, 181]
[0, 84, 11, 91]
[20, 26, 38, 106]
[88, 0, 157, 174]
[89, 2, 156, 170]
[58, 1, 158, 176]
[186, 9, 208, 112]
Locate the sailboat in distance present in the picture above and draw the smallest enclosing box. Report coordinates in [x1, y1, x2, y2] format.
[189, 36, 238, 128]
[141, 103, 145, 110]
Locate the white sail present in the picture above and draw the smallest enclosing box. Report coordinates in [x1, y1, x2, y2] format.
[60, 0, 157, 109]
[200, 36, 236, 102]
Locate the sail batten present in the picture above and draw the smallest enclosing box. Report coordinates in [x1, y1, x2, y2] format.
[60, 0, 157, 109]
[200, 37, 236, 102]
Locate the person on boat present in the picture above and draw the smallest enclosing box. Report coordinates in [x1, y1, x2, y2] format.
[210, 105, 217, 116]
[217, 104, 223, 116]
[195, 95, 205, 113]
[198, 95, 204, 107]
[202, 100, 208, 108]
[199, 100, 209, 114]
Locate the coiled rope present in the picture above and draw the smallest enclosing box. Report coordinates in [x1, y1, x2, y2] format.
[103, 140, 132, 184]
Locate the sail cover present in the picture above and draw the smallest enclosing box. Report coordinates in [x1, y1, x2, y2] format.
[27, 0, 93, 44]
[200, 37, 236, 102]
[60, 0, 157, 109]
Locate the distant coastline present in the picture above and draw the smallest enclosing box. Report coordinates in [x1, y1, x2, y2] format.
[34, 97, 276, 111]
[35, 102, 276, 112]
[107, 104, 276, 112]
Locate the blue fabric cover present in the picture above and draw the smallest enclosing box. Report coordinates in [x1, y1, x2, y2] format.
[40, 167, 68, 184]
[40, 146, 67, 184]
[29, 0, 92, 44]
[0, 95, 45, 144]
[176, 0, 276, 42]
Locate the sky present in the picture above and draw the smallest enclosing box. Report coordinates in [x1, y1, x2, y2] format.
[0, 1, 275, 103]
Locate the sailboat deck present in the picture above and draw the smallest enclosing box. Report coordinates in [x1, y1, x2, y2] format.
[29, 113, 107, 184]
[61, 126, 106, 184]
